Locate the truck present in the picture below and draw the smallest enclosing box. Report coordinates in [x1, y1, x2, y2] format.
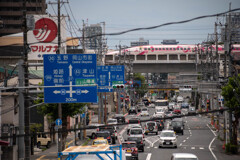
[58, 145, 126, 160]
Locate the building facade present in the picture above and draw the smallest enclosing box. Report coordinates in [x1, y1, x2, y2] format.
[130, 38, 149, 47]
[0, 0, 47, 37]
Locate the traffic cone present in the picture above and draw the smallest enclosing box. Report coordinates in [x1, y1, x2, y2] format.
[222, 141, 225, 150]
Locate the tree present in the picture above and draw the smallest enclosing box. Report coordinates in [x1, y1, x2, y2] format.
[221, 74, 240, 152]
[133, 73, 148, 98]
[34, 82, 87, 149]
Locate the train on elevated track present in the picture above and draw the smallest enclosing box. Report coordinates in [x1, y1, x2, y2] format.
[105, 44, 240, 61]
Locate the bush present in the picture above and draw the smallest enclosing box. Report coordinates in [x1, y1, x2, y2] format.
[225, 143, 239, 154]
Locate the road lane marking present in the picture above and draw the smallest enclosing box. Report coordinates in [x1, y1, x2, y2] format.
[191, 147, 195, 149]
[145, 137, 154, 147]
[180, 143, 182, 146]
[154, 146, 158, 148]
[209, 137, 217, 160]
[207, 124, 217, 136]
[186, 137, 189, 139]
[183, 140, 186, 143]
[146, 153, 152, 160]
[36, 155, 46, 160]
[200, 147, 204, 150]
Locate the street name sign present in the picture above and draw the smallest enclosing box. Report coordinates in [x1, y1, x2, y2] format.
[44, 54, 97, 103]
[97, 65, 125, 92]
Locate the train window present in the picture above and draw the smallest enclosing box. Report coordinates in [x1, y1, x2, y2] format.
[180, 55, 186, 60]
[222, 48, 224, 50]
[147, 55, 156, 60]
[105, 55, 113, 61]
[170, 48, 172, 50]
[169, 55, 178, 60]
[148, 48, 151, 50]
[184, 48, 186, 50]
[177, 48, 179, 50]
[144, 48, 147, 50]
[155, 48, 158, 50]
[158, 55, 167, 60]
[162, 48, 165, 50]
[188, 48, 190, 50]
[159, 48, 161, 50]
[151, 48, 154, 50]
[188, 54, 195, 60]
[180, 48, 183, 50]
[166, 48, 168, 50]
[173, 48, 176, 50]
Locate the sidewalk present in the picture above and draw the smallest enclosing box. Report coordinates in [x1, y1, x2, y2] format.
[30, 132, 90, 160]
[30, 113, 117, 159]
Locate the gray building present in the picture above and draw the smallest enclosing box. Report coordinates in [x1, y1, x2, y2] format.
[161, 39, 179, 45]
[221, 12, 240, 43]
[0, 0, 47, 37]
[130, 38, 149, 47]
[84, 24, 102, 50]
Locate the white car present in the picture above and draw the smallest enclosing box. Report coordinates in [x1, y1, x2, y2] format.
[107, 118, 118, 129]
[127, 124, 142, 134]
[171, 153, 198, 160]
[140, 108, 149, 116]
[154, 108, 165, 117]
[159, 130, 177, 148]
[86, 123, 104, 139]
[149, 103, 155, 108]
[129, 128, 144, 137]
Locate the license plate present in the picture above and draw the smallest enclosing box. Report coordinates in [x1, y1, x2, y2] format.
[127, 149, 131, 152]
[166, 142, 170, 145]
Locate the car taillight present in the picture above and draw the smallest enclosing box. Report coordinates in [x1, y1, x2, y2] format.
[145, 126, 147, 129]
[138, 121, 140, 124]
[112, 133, 115, 136]
[142, 134, 144, 138]
[141, 141, 143, 144]
[128, 120, 129, 123]
[107, 136, 111, 139]
[97, 128, 99, 131]
[155, 126, 158, 129]
[134, 148, 138, 152]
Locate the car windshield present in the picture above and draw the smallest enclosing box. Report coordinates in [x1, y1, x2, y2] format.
[142, 108, 148, 111]
[130, 129, 142, 134]
[172, 121, 182, 126]
[156, 109, 163, 112]
[122, 143, 136, 148]
[155, 101, 168, 106]
[161, 132, 174, 137]
[93, 140, 107, 145]
[107, 119, 117, 123]
[147, 123, 155, 127]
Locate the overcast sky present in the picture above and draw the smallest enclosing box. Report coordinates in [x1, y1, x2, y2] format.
[48, 0, 240, 49]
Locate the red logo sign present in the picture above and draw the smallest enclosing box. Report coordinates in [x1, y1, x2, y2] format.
[33, 18, 57, 43]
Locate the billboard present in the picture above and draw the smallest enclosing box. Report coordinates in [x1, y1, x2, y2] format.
[27, 15, 66, 60]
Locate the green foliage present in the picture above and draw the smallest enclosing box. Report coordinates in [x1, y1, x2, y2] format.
[221, 74, 240, 110]
[30, 123, 43, 133]
[225, 143, 239, 154]
[133, 73, 148, 97]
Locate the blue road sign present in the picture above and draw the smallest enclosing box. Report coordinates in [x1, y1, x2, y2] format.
[80, 113, 85, 118]
[44, 54, 97, 103]
[97, 65, 125, 92]
[55, 119, 62, 126]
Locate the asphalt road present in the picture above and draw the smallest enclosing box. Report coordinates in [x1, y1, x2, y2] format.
[117, 107, 219, 160]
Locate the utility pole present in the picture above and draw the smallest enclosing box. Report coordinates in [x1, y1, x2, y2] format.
[227, 3, 233, 144]
[23, 0, 30, 159]
[18, 60, 25, 160]
[57, 0, 63, 152]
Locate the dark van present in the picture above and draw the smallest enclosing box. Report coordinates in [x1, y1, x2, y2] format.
[170, 118, 184, 135]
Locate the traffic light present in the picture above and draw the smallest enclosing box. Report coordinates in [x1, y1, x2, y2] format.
[113, 84, 124, 89]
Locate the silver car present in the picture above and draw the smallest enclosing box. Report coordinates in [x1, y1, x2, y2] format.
[159, 130, 177, 148]
[144, 121, 158, 135]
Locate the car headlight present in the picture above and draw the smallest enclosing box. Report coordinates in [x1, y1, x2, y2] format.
[159, 138, 164, 142]
[172, 138, 177, 142]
